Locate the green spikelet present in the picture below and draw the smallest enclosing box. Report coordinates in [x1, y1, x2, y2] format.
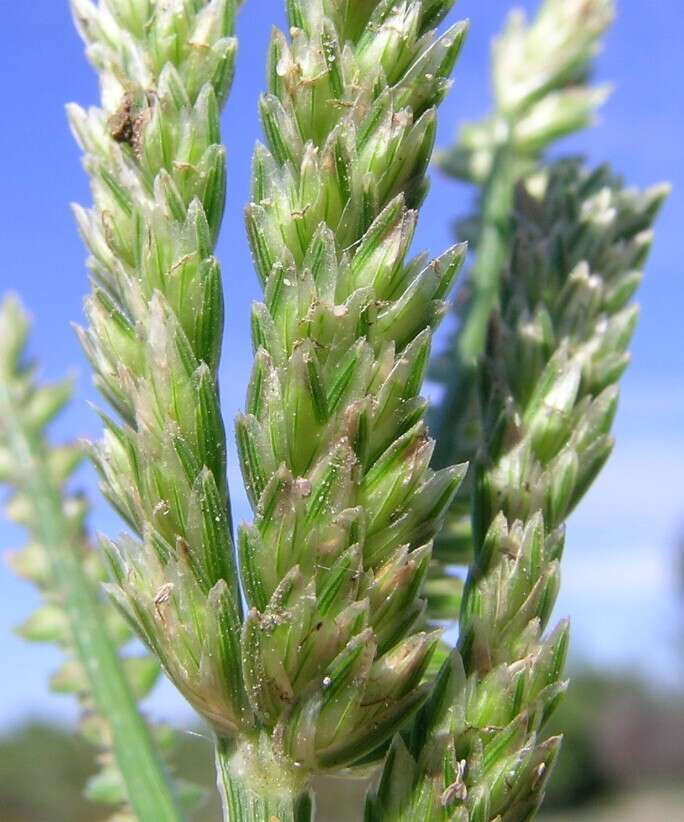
[228, 0, 469, 788]
[367, 163, 669, 819]
[69, 0, 250, 739]
[0, 296, 186, 822]
[428, 0, 616, 606]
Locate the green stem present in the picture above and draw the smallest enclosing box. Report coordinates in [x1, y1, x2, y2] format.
[215, 735, 314, 822]
[0, 384, 185, 822]
[458, 146, 516, 362]
[432, 138, 516, 470]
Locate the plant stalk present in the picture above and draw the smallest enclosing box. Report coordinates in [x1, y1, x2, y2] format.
[432, 137, 515, 470]
[0, 383, 184, 822]
[215, 735, 313, 822]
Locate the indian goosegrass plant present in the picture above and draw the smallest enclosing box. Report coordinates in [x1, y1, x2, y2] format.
[71, 0, 469, 814]
[0, 0, 669, 820]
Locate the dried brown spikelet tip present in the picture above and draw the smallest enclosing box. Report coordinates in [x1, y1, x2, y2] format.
[108, 91, 138, 145]
[108, 90, 151, 157]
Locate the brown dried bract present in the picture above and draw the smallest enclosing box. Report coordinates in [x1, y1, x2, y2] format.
[108, 90, 152, 156]
[108, 91, 138, 146]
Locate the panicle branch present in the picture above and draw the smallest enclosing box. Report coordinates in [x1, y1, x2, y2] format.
[367, 162, 668, 820]
[429, 0, 616, 596]
[69, 0, 249, 739]
[233, 0, 469, 777]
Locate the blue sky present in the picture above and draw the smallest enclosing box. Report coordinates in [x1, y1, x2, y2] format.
[0, 1, 682, 730]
